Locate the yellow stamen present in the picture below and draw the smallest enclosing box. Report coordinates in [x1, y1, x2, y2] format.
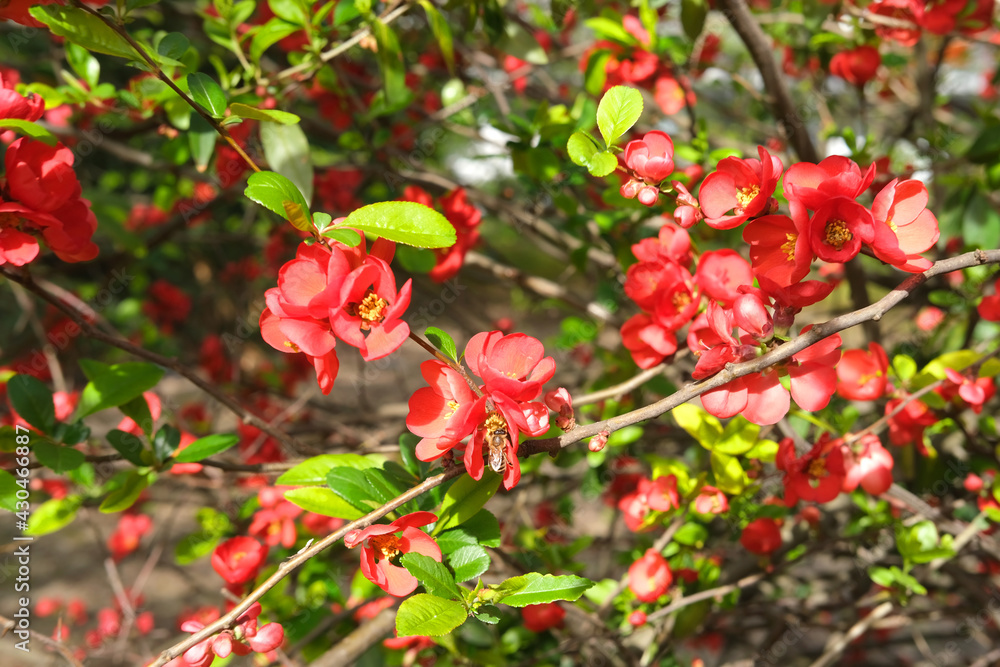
[369, 534, 402, 562]
[807, 459, 828, 479]
[823, 220, 853, 250]
[444, 400, 459, 419]
[672, 292, 691, 310]
[357, 292, 388, 324]
[781, 233, 797, 261]
[736, 184, 760, 210]
[284, 341, 300, 352]
[885, 217, 897, 232]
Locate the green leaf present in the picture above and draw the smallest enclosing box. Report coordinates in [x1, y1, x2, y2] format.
[100, 471, 151, 513]
[710, 452, 747, 495]
[418, 1, 454, 72]
[261, 120, 313, 203]
[456, 509, 501, 547]
[396, 594, 467, 637]
[585, 17, 639, 45]
[322, 227, 363, 247]
[26, 496, 81, 535]
[0, 470, 21, 512]
[492, 573, 594, 607]
[175, 531, 220, 565]
[188, 114, 217, 171]
[157, 32, 191, 61]
[326, 467, 385, 513]
[244, 170, 312, 228]
[567, 132, 618, 177]
[673, 403, 724, 450]
[118, 394, 154, 437]
[268, 0, 308, 24]
[434, 473, 502, 534]
[447, 545, 490, 583]
[584, 50, 611, 96]
[30, 5, 141, 61]
[673, 522, 708, 547]
[714, 417, 759, 456]
[681, 0, 708, 41]
[152, 425, 181, 463]
[371, 18, 407, 104]
[474, 605, 502, 625]
[76, 362, 164, 419]
[342, 201, 457, 249]
[33, 440, 86, 473]
[892, 354, 917, 382]
[107, 429, 147, 466]
[401, 552, 464, 600]
[7, 375, 55, 434]
[174, 433, 240, 463]
[283, 487, 365, 520]
[596, 85, 643, 148]
[187, 72, 227, 118]
[0, 120, 58, 146]
[250, 18, 302, 61]
[425, 327, 458, 362]
[228, 102, 300, 125]
[276, 453, 379, 486]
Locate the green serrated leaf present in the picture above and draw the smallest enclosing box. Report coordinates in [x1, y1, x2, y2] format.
[30, 5, 141, 61]
[187, 72, 227, 118]
[100, 471, 151, 513]
[107, 429, 147, 466]
[276, 453, 379, 486]
[396, 594, 467, 637]
[673, 403, 724, 450]
[33, 440, 85, 473]
[434, 474, 502, 534]
[447, 545, 490, 582]
[588, 151, 618, 176]
[283, 486, 365, 520]
[261, 120, 313, 203]
[0, 120, 58, 146]
[174, 433, 240, 463]
[229, 102, 301, 125]
[26, 496, 81, 535]
[401, 552, 463, 600]
[244, 170, 312, 227]
[492, 573, 594, 607]
[596, 85, 643, 148]
[341, 202, 456, 249]
[7, 375, 55, 434]
[425, 327, 458, 361]
[157, 32, 191, 61]
[76, 362, 164, 419]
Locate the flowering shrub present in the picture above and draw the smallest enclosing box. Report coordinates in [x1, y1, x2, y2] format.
[1, 1, 999, 666]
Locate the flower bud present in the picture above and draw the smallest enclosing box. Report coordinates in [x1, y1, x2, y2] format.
[733, 293, 773, 341]
[965, 473, 984, 493]
[628, 610, 647, 627]
[589, 430, 610, 452]
[620, 179, 642, 199]
[638, 185, 659, 207]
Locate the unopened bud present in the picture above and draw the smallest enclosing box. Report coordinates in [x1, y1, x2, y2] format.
[733, 293, 773, 341]
[620, 179, 641, 199]
[589, 430, 610, 452]
[638, 185, 659, 207]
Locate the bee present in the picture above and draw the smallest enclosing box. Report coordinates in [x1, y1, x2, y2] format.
[487, 426, 510, 474]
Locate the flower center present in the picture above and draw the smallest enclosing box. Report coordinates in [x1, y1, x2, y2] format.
[807, 458, 828, 479]
[351, 291, 388, 329]
[736, 184, 760, 210]
[781, 233, 797, 261]
[443, 400, 460, 419]
[823, 219, 853, 250]
[368, 533, 402, 562]
[672, 291, 691, 310]
[283, 340, 300, 352]
[0, 211, 24, 228]
[885, 216, 898, 232]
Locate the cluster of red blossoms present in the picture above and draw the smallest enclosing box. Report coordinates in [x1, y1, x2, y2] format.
[175, 603, 283, 667]
[1, 74, 99, 266]
[406, 331, 568, 490]
[344, 511, 443, 597]
[259, 236, 411, 394]
[617, 132, 942, 425]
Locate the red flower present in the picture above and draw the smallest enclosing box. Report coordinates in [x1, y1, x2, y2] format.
[842, 435, 894, 495]
[980, 278, 1000, 322]
[522, 603, 566, 632]
[783, 156, 876, 212]
[631, 221, 692, 267]
[330, 255, 412, 361]
[869, 178, 939, 272]
[465, 330, 556, 402]
[939, 368, 994, 414]
[807, 197, 874, 263]
[885, 395, 938, 449]
[621, 313, 677, 369]
[628, 549, 672, 602]
[740, 518, 782, 555]
[0, 0, 59, 27]
[743, 200, 814, 287]
[699, 146, 783, 229]
[829, 46, 881, 86]
[618, 475, 681, 532]
[694, 485, 729, 515]
[629, 610, 648, 627]
[407, 360, 484, 461]
[211, 537, 268, 585]
[343, 512, 442, 597]
[836, 342, 890, 401]
[620, 131, 675, 206]
[0, 226, 39, 266]
[695, 249, 754, 307]
[0, 70, 44, 121]
[776, 436, 846, 505]
[5, 137, 81, 214]
[868, 0, 923, 46]
[107, 513, 153, 561]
